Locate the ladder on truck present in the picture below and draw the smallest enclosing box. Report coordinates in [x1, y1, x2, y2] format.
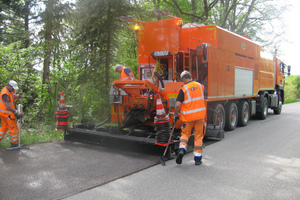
[183, 51, 190, 71]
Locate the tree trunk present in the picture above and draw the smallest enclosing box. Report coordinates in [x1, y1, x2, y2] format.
[191, 0, 196, 23]
[42, 0, 54, 118]
[105, 1, 112, 89]
[79, 84, 84, 122]
[53, 82, 58, 119]
[43, 0, 54, 86]
[237, 0, 256, 34]
[153, 0, 161, 20]
[24, 0, 30, 48]
[203, 0, 209, 21]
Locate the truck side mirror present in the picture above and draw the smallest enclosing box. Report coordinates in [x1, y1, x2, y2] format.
[280, 63, 285, 73]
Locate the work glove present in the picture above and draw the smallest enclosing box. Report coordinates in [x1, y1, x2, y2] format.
[173, 115, 179, 125]
[15, 110, 23, 118]
[19, 93, 24, 98]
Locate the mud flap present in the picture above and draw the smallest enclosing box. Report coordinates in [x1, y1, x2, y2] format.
[205, 125, 224, 140]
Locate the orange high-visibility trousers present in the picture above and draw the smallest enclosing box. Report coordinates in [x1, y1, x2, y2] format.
[0, 117, 19, 144]
[179, 118, 205, 156]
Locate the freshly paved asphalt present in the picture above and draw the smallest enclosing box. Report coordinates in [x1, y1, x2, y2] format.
[0, 140, 162, 200]
[1, 102, 300, 200]
[63, 102, 300, 200]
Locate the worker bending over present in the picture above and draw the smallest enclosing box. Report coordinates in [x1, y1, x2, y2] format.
[174, 71, 206, 165]
[0, 80, 23, 147]
[115, 64, 135, 81]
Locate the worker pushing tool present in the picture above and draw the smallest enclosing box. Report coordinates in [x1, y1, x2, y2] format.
[0, 80, 23, 147]
[174, 71, 206, 165]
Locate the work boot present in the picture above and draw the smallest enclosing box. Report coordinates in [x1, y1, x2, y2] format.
[176, 148, 186, 164]
[194, 156, 202, 165]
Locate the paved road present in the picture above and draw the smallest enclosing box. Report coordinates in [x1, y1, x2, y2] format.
[1, 102, 300, 200]
[0, 140, 163, 200]
[63, 102, 300, 200]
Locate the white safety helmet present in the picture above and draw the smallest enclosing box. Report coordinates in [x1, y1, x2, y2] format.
[8, 80, 18, 90]
[180, 70, 191, 79]
[115, 64, 122, 71]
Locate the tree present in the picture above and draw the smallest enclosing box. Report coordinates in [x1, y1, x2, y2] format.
[292, 76, 300, 99]
[284, 75, 300, 100]
[212, 0, 288, 44]
[159, 0, 218, 23]
[0, 0, 38, 47]
[43, 0, 54, 87]
[63, 0, 136, 121]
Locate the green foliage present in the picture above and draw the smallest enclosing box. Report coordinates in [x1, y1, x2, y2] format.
[114, 27, 139, 77]
[284, 75, 300, 103]
[284, 98, 300, 104]
[0, 42, 42, 115]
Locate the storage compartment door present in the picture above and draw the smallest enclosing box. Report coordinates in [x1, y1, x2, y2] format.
[235, 67, 253, 97]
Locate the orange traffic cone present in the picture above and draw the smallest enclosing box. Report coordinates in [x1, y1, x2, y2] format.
[59, 91, 66, 111]
[155, 93, 170, 145]
[56, 91, 69, 131]
[155, 93, 167, 119]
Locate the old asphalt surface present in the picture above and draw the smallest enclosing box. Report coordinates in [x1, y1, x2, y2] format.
[1, 102, 300, 200]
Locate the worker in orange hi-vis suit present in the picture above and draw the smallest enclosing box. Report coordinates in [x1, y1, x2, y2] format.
[0, 80, 23, 147]
[174, 71, 206, 165]
[115, 64, 135, 81]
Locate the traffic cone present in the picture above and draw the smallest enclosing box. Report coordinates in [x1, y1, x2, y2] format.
[56, 91, 69, 131]
[154, 93, 170, 145]
[155, 93, 167, 119]
[154, 93, 169, 124]
[59, 91, 66, 111]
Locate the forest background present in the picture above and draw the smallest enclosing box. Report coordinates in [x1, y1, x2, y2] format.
[1, 0, 300, 147]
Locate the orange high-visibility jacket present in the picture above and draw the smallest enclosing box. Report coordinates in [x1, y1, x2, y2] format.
[180, 81, 206, 122]
[120, 67, 135, 81]
[0, 86, 15, 118]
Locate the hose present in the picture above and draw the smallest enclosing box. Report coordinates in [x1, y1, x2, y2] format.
[151, 60, 163, 82]
[154, 72, 164, 88]
[95, 118, 109, 128]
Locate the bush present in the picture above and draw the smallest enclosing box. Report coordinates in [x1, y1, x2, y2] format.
[284, 98, 300, 104]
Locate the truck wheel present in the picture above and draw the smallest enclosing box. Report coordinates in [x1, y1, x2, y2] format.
[212, 104, 225, 130]
[225, 102, 238, 131]
[273, 96, 282, 115]
[237, 101, 250, 127]
[257, 97, 268, 120]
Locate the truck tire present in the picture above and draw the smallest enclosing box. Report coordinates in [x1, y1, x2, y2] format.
[212, 104, 225, 131]
[257, 97, 268, 120]
[237, 101, 250, 127]
[225, 102, 238, 131]
[273, 96, 282, 115]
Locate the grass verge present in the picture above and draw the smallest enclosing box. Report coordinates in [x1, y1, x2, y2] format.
[284, 98, 300, 104]
[0, 123, 64, 149]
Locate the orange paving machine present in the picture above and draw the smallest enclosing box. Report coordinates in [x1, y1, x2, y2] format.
[65, 13, 291, 155]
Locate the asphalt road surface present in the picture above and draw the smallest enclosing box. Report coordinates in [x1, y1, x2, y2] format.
[0, 139, 164, 200]
[1, 102, 300, 200]
[64, 102, 300, 200]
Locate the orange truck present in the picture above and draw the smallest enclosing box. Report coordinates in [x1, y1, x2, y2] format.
[66, 15, 290, 152]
